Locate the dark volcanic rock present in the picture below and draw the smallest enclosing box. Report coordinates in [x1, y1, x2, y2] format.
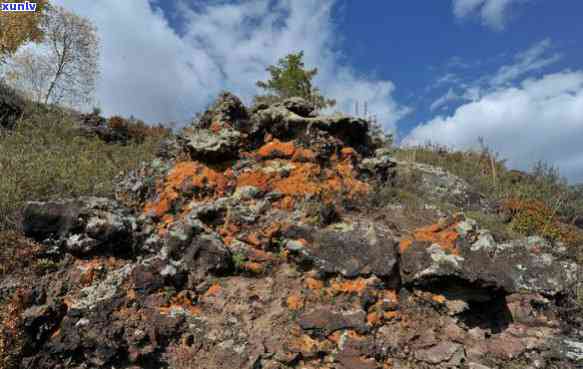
[23, 197, 138, 255]
[298, 308, 368, 337]
[180, 128, 242, 162]
[284, 221, 399, 278]
[279, 97, 316, 117]
[400, 220, 579, 296]
[197, 91, 249, 131]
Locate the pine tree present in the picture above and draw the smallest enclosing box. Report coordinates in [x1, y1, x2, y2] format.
[255, 51, 335, 110]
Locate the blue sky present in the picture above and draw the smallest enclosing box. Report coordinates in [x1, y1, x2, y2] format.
[51, 0, 583, 182]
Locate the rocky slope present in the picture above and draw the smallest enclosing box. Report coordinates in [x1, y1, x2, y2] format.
[1, 93, 582, 369]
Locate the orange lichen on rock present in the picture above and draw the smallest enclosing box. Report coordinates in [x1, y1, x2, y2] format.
[398, 239, 413, 254]
[367, 311, 382, 326]
[399, 222, 461, 255]
[288, 334, 326, 355]
[330, 278, 368, 295]
[275, 195, 295, 210]
[236, 169, 273, 192]
[431, 294, 447, 304]
[204, 284, 222, 298]
[292, 147, 317, 162]
[272, 163, 323, 196]
[160, 292, 201, 316]
[241, 261, 264, 274]
[305, 277, 325, 290]
[381, 290, 399, 305]
[287, 293, 305, 311]
[144, 161, 231, 218]
[210, 121, 231, 133]
[257, 139, 296, 159]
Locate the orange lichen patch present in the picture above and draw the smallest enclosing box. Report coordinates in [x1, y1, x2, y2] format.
[236, 169, 273, 192]
[305, 277, 325, 290]
[340, 147, 357, 160]
[398, 239, 413, 254]
[325, 161, 370, 198]
[330, 278, 368, 295]
[75, 259, 105, 286]
[246, 248, 274, 263]
[432, 294, 447, 304]
[287, 293, 305, 311]
[144, 161, 231, 218]
[244, 232, 263, 248]
[204, 284, 222, 298]
[381, 290, 399, 305]
[241, 262, 264, 274]
[329, 330, 365, 343]
[288, 334, 324, 354]
[126, 289, 138, 302]
[257, 139, 296, 159]
[210, 121, 231, 133]
[272, 163, 323, 196]
[160, 292, 201, 316]
[383, 311, 400, 320]
[275, 195, 295, 211]
[292, 147, 317, 162]
[399, 222, 461, 255]
[367, 311, 382, 326]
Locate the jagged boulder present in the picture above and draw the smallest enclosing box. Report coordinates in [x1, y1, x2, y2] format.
[284, 220, 399, 278]
[197, 91, 249, 131]
[180, 128, 242, 162]
[395, 160, 484, 209]
[23, 197, 139, 255]
[278, 97, 316, 117]
[399, 219, 579, 296]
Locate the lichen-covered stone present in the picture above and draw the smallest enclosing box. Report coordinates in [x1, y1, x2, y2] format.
[284, 221, 399, 278]
[400, 220, 579, 296]
[23, 197, 138, 255]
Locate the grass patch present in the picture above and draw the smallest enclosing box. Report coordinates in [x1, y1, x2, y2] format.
[0, 107, 166, 231]
[395, 142, 583, 244]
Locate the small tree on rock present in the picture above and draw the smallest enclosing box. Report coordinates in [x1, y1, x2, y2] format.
[255, 51, 335, 110]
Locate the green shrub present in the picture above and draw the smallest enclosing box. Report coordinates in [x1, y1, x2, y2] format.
[0, 109, 164, 231]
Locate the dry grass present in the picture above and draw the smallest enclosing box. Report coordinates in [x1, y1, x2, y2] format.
[395, 142, 583, 240]
[0, 107, 166, 231]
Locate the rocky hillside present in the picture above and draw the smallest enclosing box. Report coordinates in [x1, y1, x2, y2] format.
[1, 93, 582, 369]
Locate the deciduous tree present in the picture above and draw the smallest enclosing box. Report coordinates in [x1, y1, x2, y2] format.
[0, 0, 49, 64]
[40, 5, 99, 106]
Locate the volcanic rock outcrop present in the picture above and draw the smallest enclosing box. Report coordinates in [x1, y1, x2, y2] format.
[3, 93, 581, 369]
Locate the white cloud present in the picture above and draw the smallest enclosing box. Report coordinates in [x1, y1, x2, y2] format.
[429, 39, 562, 108]
[430, 88, 461, 111]
[49, 0, 409, 130]
[404, 71, 583, 182]
[452, 0, 529, 30]
[490, 39, 562, 86]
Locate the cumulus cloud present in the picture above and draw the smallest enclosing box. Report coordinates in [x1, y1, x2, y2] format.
[49, 0, 409, 130]
[404, 71, 583, 182]
[452, 0, 529, 30]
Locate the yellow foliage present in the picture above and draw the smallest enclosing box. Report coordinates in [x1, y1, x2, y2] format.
[0, 1, 49, 61]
